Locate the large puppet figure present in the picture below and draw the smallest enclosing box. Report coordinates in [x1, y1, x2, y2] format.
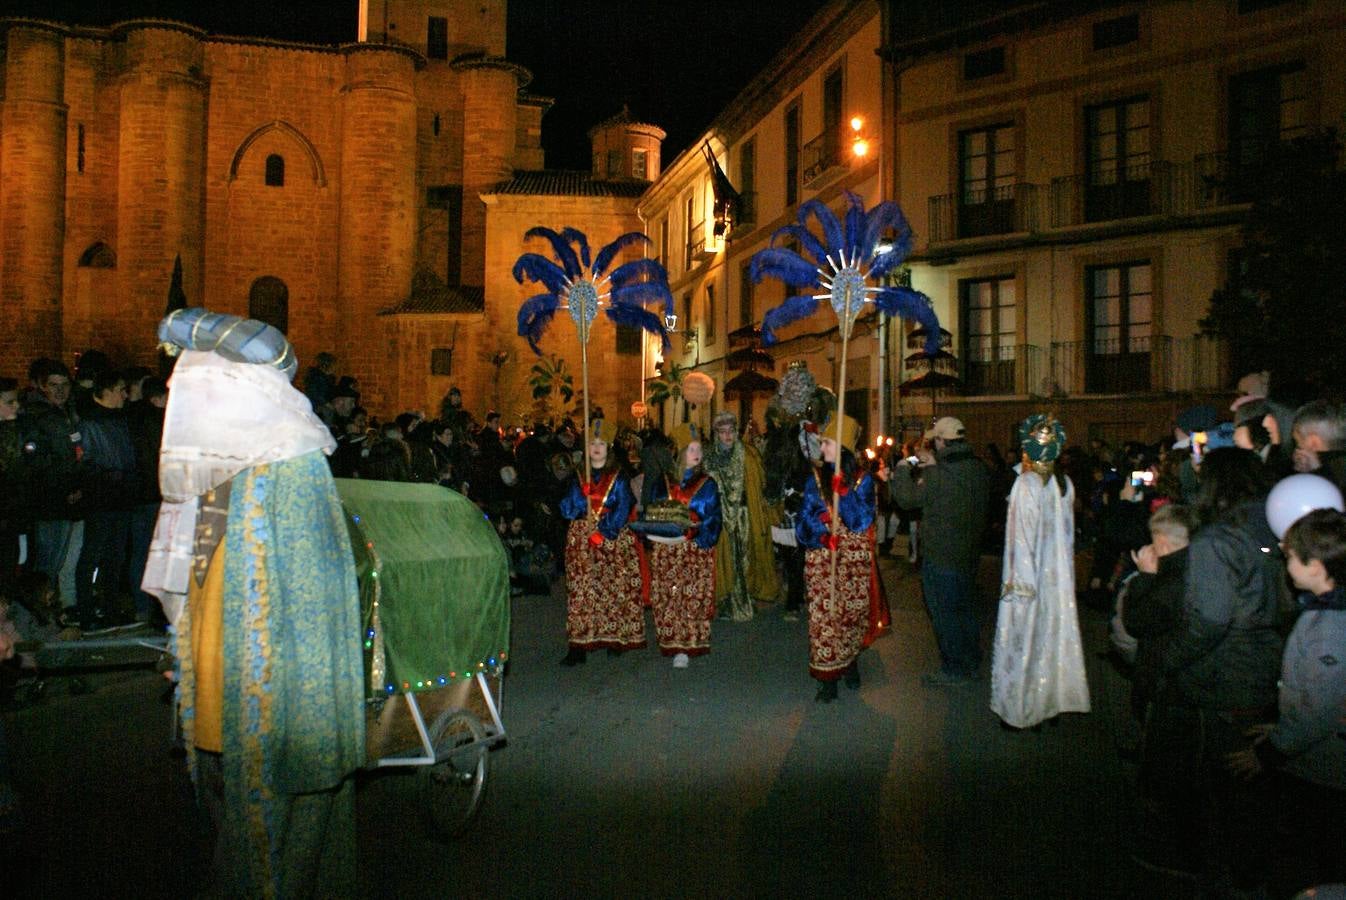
[990, 414, 1091, 729]
[142, 308, 365, 897]
[558, 418, 645, 664]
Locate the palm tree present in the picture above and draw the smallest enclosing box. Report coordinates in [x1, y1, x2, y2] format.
[646, 360, 687, 427]
[527, 354, 575, 422]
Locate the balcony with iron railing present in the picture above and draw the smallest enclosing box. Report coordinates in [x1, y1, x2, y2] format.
[801, 130, 847, 188]
[928, 183, 1040, 243]
[945, 335, 1228, 397]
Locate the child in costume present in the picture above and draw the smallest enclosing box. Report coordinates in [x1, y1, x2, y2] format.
[558, 419, 644, 665]
[644, 423, 722, 668]
[796, 414, 886, 702]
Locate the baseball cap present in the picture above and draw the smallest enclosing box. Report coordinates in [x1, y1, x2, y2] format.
[924, 416, 965, 441]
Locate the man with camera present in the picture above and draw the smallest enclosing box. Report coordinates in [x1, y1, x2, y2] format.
[890, 417, 989, 686]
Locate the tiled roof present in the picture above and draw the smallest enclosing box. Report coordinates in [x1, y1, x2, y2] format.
[490, 170, 650, 198]
[382, 282, 484, 315]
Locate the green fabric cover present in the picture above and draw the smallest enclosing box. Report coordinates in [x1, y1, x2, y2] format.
[336, 480, 510, 698]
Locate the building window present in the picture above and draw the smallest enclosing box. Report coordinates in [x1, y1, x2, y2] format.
[78, 241, 116, 268]
[958, 123, 1016, 237]
[632, 148, 648, 180]
[431, 348, 453, 375]
[248, 276, 289, 334]
[607, 149, 622, 178]
[960, 277, 1016, 395]
[657, 217, 669, 269]
[784, 101, 801, 207]
[615, 324, 641, 356]
[1229, 62, 1307, 169]
[77, 124, 85, 173]
[739, 262, 754, 328]
[265, 154, 285, 187]
[1086, 261, 1152, 393]
[704, 284, 716, 341]
[427, 185, 463, 285]
[738, 138, 756, 224]
[427, 16, 448, 60]
[963, 46, 1006, 80]
[433, 113, 441, 136]
[1092, 14, 1139, 51]
[1085, 95, 1151, 220]
[822, 65, 844, 168]
[684, 192, 697, 270]
[681, 292, 693, 339]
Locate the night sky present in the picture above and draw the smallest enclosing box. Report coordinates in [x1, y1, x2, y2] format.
[9, 0, 829, 170]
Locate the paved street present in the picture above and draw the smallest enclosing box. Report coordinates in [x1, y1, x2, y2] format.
[4, 552, 1183, 899]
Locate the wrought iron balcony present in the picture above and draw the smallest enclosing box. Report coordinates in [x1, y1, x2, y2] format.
[1050, 161, 1173, 227]
[801, 131, 847, 188]
[928, 183, 1039, 243]
[1014, 334, 1228, 397]
[960, 342, 1024, 395]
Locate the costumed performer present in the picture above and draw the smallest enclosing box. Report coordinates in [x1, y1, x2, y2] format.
[644, 423, 722, 668]
[559, 417, 645, 665]
[142, 308, 365, 897]
[796, 413, 887, 703]
[990, 414, 1091, 729]
[705, 410, 780, 621]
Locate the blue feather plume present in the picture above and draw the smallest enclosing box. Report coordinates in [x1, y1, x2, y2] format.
[844, 192, 865, 263]
[512, 253, 569, 293]
[798, 200, 844, 263]
[561, 227, 591, 269]
[874, 286, 941, 353]
[592, 232, 651, 277]
[859, 201, 899, 262]
[750, 248, 820, 288]
[517, 292, 560, 354]
[605, 300, 670, 352]
[761, 293, 822, 346]
[524, 226, 582, 278]
[770, 223, 829, 268]
[869, 209, 914, 280]
[607, 258, 668, 290]
[611, 282, 674, 314]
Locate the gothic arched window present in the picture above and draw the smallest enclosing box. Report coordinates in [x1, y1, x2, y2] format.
[248, 276, 289, 334]
[265, 154, 285, 187]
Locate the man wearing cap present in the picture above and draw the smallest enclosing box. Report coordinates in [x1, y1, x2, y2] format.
[890, 416, 989, 686]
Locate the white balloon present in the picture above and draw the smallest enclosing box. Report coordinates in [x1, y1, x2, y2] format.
[1265, 474, 1344, 540]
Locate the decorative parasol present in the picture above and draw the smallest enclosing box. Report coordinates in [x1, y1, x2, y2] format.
[727, 323, 763, 348]
[904, 349, 958, 376]
[905, 325, 952, 351]
[899, 371, 961, 394]
[514, 227, 673, 484]
[750, 191, 940, 609]
[726, 346, 775, 371]
[723, 369, 780, 399]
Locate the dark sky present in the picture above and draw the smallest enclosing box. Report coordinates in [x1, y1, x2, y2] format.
[9, 0, 829, 170]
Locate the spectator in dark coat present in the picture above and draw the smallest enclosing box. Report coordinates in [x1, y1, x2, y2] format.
[890, 417, 989, 684]
[74, 370, 138, 630]
[0, 378, 27, 608]
[18, 358, 84, 614]
[125, 377, 167, 623]
[1142, 447, 1283, 892]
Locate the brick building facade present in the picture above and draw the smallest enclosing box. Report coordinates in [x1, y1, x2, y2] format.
[0, 2, 660, 421]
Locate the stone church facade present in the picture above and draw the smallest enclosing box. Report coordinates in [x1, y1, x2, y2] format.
[0, 2, 661, 420]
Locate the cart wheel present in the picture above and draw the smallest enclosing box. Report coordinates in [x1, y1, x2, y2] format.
[422, 709, 488, 838]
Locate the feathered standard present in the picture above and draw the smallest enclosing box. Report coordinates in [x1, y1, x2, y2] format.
[749, 192, 940, 351]
[514, 226, 674, 354]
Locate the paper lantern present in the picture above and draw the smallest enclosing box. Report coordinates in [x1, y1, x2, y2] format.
[682, 372, 715, 405]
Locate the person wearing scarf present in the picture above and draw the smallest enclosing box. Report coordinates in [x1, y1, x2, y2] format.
[142, 309, 364, 898]
[558, 418, 644, 665]
[644, 423, 722, 668]
[795, 414, 886, 703]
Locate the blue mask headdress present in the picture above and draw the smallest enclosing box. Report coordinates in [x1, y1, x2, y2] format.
[750, 191, 940, 350]
[514, 226, 674, 353]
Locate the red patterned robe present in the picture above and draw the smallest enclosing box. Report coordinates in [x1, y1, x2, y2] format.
[561, 469, 645, 651]
[647, 470, 721, 656]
